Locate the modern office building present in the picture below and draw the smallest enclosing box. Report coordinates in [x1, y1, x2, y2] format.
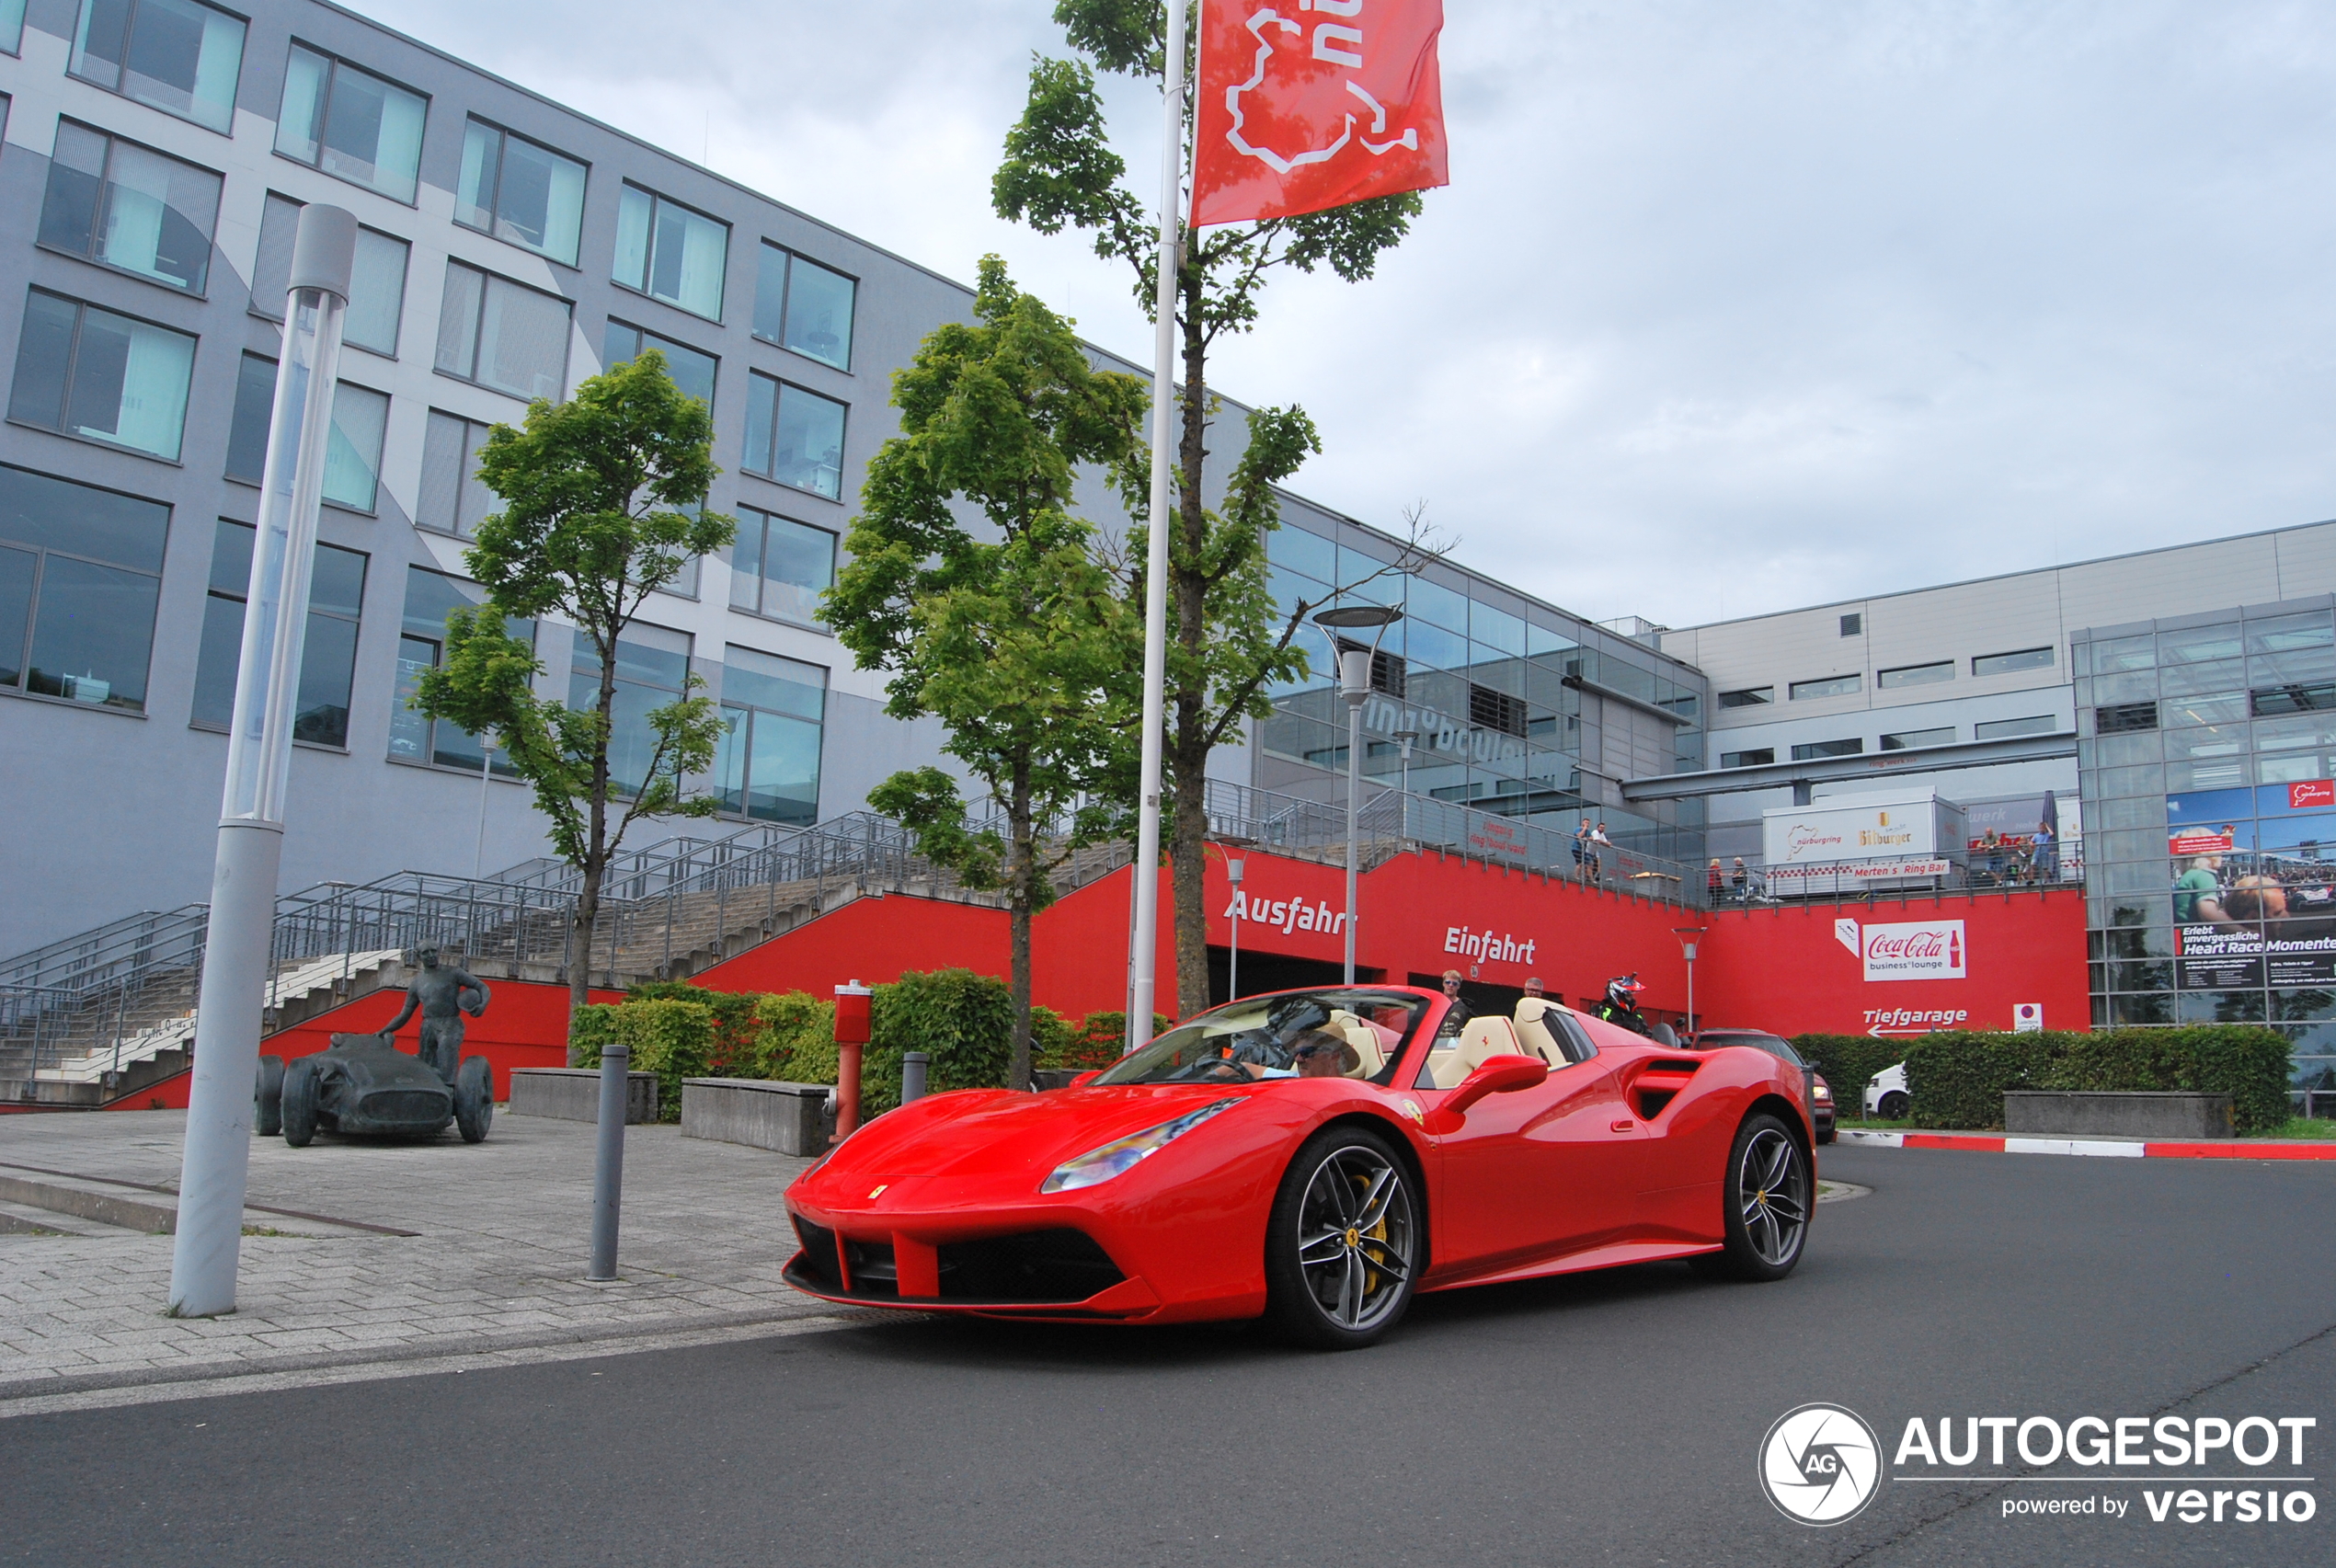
[0, 0, 1715, 961]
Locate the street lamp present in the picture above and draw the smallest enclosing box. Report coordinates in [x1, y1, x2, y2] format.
[1314, 603, 1403, 984]
[168, 206, 357, 1319]
[1672, 926, 1707, 1039]
[1226, 854, 1245, 1001]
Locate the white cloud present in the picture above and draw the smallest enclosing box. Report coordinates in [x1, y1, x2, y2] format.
[355, 0, 2336, 627]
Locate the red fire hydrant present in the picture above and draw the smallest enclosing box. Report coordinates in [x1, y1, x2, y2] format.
[832, 981, 873, 1143]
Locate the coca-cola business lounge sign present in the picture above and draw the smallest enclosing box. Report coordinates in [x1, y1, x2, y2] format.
[1837, 918, 1966, 981]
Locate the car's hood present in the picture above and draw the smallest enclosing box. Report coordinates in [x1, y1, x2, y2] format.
[815, 1083, 1255, 1185]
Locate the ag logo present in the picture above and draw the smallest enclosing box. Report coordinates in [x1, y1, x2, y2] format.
[1758, 1403, 1882, 1525]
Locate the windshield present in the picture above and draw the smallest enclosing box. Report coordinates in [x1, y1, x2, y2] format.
[1091, 990, 1431, 1088]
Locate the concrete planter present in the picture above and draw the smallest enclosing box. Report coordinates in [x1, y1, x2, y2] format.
[680, 1078, 834, 1156]
[510, 1067, 659, 1124]
[2003, 1091, 2235, 1139]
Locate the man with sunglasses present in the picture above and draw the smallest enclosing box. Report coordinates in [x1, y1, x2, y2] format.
[1234, 1029, 1360, 1080]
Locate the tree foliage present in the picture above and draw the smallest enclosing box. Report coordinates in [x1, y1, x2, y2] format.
[413, 352, 735, 1041]
[825, 258, 1148, 1088]
[996, 0, 1435, 1018]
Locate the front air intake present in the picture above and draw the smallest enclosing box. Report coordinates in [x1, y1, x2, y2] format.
[936, 1230, 1124, 1302]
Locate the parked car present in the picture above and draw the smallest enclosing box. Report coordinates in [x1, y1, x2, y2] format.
[1691, 1028, 1834, 1144]
[1863, 1061, 1910, 1121]
[784, 987, 1817, 1347]
[255, 1033, 493, 1147]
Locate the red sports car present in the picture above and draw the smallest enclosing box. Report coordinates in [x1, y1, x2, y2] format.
[783, 985, 1816, 1347]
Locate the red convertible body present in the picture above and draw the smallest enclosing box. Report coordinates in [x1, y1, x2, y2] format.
[784, 986, 1815, 1345]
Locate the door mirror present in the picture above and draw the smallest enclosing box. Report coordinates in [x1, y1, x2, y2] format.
[1436, 1053, 1550, 1124]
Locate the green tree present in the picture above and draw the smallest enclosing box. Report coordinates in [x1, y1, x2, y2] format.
[996, 1, 1435, 1017]
[825, 258, 1148, 1090]
[414, 352, 736, 1043]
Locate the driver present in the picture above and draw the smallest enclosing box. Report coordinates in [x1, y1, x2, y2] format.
[1238, 1029, 1359, 1080]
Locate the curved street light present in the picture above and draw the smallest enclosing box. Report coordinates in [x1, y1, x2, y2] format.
[1312, 603, 1403, 984]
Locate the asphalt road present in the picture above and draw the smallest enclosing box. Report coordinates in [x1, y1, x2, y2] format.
[6, 1146, 2334, 1568]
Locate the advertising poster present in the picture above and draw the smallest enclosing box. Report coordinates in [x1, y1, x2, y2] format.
[2167, 779, 2336, 992]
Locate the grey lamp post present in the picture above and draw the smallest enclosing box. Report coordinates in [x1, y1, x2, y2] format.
[1226, 856, 1244, 1001]
[168, 205, 357, 1319]
[1673, 926, 1707, 1038]
[1313, 604, 1403, 984]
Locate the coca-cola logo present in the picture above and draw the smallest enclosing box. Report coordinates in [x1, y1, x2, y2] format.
[1866, 930, 1948, 960]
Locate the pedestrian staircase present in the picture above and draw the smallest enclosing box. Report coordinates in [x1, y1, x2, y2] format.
[1, 779, 1703, 1109]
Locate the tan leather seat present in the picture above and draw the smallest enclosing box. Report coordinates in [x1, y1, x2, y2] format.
[1325, 1009, 1387, 1079]
[1429, 1016, 1528, 1089]
[1512, 998, 1569, 1069]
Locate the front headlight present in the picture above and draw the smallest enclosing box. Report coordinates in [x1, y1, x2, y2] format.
[1815, 1085, 1833, 1102]
[1040, 1098, 1242, 1194]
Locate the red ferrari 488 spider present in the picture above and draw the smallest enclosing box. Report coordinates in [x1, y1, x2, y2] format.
[783, 985, 1815, 1347]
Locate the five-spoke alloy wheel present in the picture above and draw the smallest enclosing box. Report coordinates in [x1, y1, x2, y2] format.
[1265, 1127, 1420, 1349]
[1697, 1111, 1811, 1282]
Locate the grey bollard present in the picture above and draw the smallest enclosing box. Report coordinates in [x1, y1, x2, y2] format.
[588, 1042, 628, 1280]
[901, 1050, 930, 1104]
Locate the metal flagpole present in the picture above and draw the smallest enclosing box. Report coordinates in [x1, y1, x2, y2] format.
[168, 205, 357, 1318]
[1126, 0, 1190, 1054]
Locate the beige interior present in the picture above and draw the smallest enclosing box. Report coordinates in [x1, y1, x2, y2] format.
[1511, 998, 1568, 1069]
[1427, 1016, 1528, 1089]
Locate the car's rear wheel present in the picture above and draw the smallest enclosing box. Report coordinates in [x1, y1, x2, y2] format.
[281, 1057, 320, 1148]
[1878, 1090, 1909, 1120]
[1265, 1126, 1420, 1350]
[453, 1057, 493, 1143]
[254, 1055, 284, 1138]
[1694, 1112, 1810, 1282]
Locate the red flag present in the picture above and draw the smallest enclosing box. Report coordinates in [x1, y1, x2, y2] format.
[1191, 0, 1449, 228]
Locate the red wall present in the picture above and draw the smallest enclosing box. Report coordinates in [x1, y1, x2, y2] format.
[1692, 888, 2089, 1037]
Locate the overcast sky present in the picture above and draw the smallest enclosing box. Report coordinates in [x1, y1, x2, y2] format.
[355, 1, 2336, 629]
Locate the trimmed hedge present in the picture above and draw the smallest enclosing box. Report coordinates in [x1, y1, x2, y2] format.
[567, 997, 715, 1121]
[750, 968, 1017, 1116]
[1038, 1010, 1170, 1071]
[1903, 1027, 2292, 1133]
[627, 980, 763, 1075]
[1791, 1035, 1907, 1114]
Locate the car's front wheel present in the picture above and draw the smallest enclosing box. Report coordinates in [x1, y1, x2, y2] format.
[1265, 1126, 1420, 1350]
[1693, 1112, 1811, 1283]
[254, 1055, 284, 1138]
[1877, 1090, 1909, 1120]
[280, 1057, 320, 1148]
[453, 1057, 493, 1143]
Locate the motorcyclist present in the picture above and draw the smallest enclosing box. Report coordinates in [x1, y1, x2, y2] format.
[1594, 972, 1652, 1036]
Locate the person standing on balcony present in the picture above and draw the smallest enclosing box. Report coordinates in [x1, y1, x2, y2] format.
[1708, 860, 1723, 899]
[1730, 857, 1750, 901]
[2033, 819, 2057, 881]
[1574, 818, 1590, 879]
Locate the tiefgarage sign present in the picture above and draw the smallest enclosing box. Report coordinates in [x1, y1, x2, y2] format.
[1836, 918, 1965, 981]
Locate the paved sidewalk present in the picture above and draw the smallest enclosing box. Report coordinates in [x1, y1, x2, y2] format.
[0, 1108, 846, 1402]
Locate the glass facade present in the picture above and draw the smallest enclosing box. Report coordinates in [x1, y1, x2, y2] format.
[1258, 516, 1707, 866]
[2077, 601, 2336, 1087]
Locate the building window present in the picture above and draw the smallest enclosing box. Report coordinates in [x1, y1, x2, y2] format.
[276, 44, 429, 203]
[1974, 646, 2054, 677]
[457, 118, 587, 267]
[9, 290, 194, 462]
[2252, 682, 2336, 717]
[715, 646, 824, 824]
[730, 508, 834, 623]
[1839, 612, 1862, 636]
[1975, 714, 2059, 739]
[1717, 686, 1773, 708]
[1880, 727, 1954, 750]
[191, 520, 365, 746]
[0, 464, 168, 713]
[1791, 737, 1863, 760]
[251, 195, 408, 355]
[39, 121, 223, 295]
[2096, 701, 2158, 734]
[1720, 748, 1774, 769]
[2, 0, 22, 53]
[418, 410, 499, 537]
[753, 244, 855, 370]
[613, 184, 727, 320]
[744, 373, 845, 499]
[1877, 660, 1952, 690]
[603, 319, 716, 410]
[1788, 673, 1861, 701]
[1469, 683, 1527, 738]
[223, 354, 390, 512]
[70, 0, 246, 134]
[435, 262, 572, 402]
[568, 623, 692, 797]
[390, 567, 532, 773]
